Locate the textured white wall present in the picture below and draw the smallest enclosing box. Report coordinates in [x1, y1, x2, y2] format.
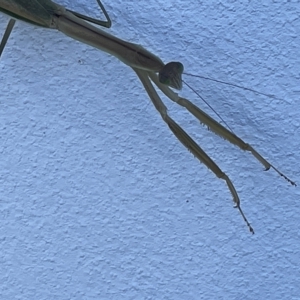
[0, 1, 299, 299]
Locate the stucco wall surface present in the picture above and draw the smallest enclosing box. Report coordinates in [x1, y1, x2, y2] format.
[0, 1, 299, 299]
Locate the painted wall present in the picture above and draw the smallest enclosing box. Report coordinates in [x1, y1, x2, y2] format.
[0, 1, 299, 299]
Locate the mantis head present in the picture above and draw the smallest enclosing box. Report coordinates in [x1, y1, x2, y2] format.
[159, 62, 184, 90]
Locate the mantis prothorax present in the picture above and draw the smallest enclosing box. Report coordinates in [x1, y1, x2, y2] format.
[0, 0, 296, 234]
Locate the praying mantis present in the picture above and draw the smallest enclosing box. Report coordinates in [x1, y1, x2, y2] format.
[0, 0, 296, 234]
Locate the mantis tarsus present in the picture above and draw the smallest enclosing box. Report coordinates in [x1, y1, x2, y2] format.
[0, 0, 296, 234]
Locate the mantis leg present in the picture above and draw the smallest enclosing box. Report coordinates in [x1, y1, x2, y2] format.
[148, 72, 296, 187]
[134, 68, 254, 234]
[67, 0, 111, 28]
[0, 19, 15, 58]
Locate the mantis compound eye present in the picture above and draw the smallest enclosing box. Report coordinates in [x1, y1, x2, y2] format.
[159, 61, 184, 90]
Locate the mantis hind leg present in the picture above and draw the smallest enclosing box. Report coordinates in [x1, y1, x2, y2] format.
[0, 19, 15, 58]
[67, 0, 111, 28]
